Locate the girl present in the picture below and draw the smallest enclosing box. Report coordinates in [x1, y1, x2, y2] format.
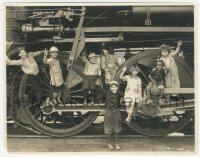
[160, 40, 182, 90]
[120, 64, 142, 122]
[43, 46, 64, 105]
[104, 81, 122, 150]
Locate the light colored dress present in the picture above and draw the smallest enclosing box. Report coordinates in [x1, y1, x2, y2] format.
[46, 58, 63, 87]
[123, 75, 142, 103]
[160, 54, 180, 88]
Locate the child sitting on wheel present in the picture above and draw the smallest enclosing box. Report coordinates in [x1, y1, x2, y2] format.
[145, 59, 168, 100]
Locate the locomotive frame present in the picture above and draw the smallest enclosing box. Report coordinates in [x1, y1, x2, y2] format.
[5, 4, 195, 137]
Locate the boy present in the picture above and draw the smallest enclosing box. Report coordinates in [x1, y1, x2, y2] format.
[104, 81, 122, 150]
[6, 48, 44, 102]
[146, 59, 168, 99]
[81, 49, 101, 104]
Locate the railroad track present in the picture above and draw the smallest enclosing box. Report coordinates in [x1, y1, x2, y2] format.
[7, 121, 194, 138]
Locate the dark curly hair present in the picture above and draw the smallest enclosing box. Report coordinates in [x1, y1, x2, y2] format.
[160, 44, 171, 54]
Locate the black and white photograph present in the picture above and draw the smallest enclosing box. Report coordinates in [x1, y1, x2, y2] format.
[2, 0, 199, 154]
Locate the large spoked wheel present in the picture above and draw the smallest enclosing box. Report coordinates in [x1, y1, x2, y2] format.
[115, 50, 194, 136]
[19, 56, 99, 137]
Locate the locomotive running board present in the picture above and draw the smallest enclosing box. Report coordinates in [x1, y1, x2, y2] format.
[51, 99, 194, 112]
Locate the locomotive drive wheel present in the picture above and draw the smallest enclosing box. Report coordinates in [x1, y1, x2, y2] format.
[115, 50, 194, 136]
[19, 56, 99, 137]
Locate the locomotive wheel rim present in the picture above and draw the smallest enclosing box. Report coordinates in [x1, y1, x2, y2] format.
[115, 50, 194, 136]
[19, 58, 99, 137]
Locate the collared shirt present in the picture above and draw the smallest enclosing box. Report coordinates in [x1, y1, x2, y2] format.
[6, 53, 39, 75]
[46, 58, 63, 87]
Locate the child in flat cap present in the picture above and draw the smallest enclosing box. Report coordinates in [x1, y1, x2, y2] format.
[81, 49, 101, 104]
[104, 81, 122, 150]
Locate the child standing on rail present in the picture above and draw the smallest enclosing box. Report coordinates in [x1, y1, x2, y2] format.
[104, 81, 122, 150]
[81, 49, 101, 104]
[160, 40, 182, 91]
[6, 48, 44, 102]
[43, 46, 64, 105]
[120, 64, 142, 122]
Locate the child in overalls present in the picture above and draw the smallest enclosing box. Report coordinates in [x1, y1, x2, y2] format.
[120, 64, 142, 122]
[43, 46, 64, 105]
[81, 50, 101, 104]
[104, 81, 122, 150]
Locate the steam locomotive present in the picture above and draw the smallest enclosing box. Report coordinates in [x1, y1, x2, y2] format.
[6, 5, 194, 137]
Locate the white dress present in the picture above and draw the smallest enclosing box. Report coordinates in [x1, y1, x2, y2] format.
[123, 75, 142, 103]
[46, 58, 64, 87]
[160, 55, 180, 88]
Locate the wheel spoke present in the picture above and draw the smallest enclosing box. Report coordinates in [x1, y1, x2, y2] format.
[70, 89, 84, 94]
[173, 111, 181, 120]
[27, 103, 38, 108]
[52, 114, 58, 129]
[39, 80, 51, 89]
[42, 115, 49, 125]
[77, 112, 86, 120]
[33, 110, 42, 118]
[69, 115, 77, 127]
[61, 113, 66, 130]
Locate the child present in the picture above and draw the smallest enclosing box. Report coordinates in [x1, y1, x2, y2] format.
[81, 50, 101, 104]
[120, 64, 142, 122]
[43, 46, 64, 105]
[102, 46, 120, 84]
[6, 48, 44, 102]
[160, 40, 182, 89]
[146, 60, 168, 99]
[104, 81, 122, 150]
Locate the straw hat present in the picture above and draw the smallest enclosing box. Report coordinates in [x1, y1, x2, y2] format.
[108, 81, 119, 87]
[49, 46, 59, 53]
[89, 53, 97, 58]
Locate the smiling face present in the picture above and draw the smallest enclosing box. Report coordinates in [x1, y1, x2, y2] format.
[156, 61, 163, 71]
[89, 56, 98, 64]
[19, 50, 28, 59]
[50, 51, 58, 59]
[109, 84, 118, 93]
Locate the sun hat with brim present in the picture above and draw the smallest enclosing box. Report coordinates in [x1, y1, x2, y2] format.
[89, 53, 97, 58]
[49, 46, 59, 53]
[108, 81, 119, 87]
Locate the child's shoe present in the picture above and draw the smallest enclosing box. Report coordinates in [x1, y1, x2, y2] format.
[115, 144, 121, 150]
[107, 143, 114, 150]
